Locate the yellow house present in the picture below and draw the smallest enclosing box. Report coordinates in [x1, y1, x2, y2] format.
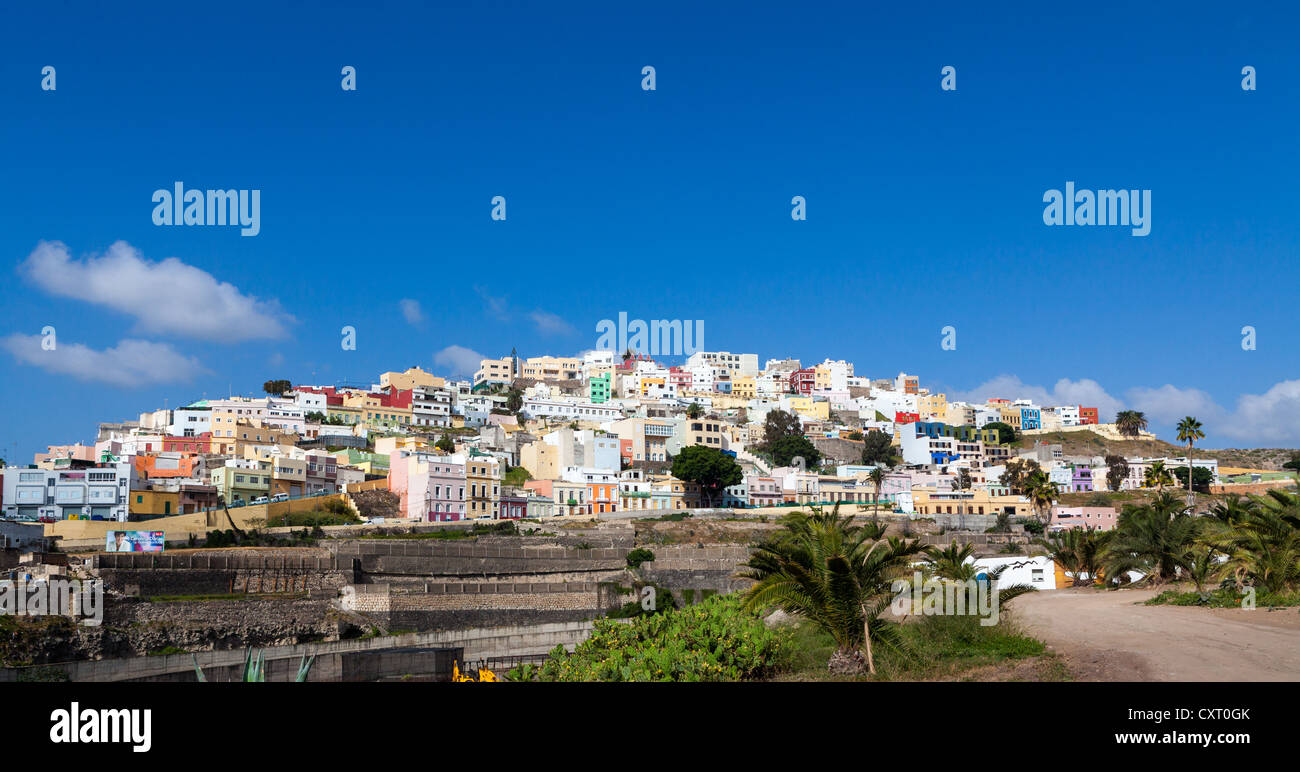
[911, 489, 1031, 518]
[998, 406, 1023, 430]
[380, 366, 443, 392]
[731, 375, 756, 400]
[787, 397, 831, 421]
[373, 435, 430, 457]
[129, 489, 181, 518]
[326, 404, 364, 426]
[918, 392, 947, 419]
[344, 392, 412, 429]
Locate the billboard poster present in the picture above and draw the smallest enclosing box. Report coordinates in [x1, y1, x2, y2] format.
[105, 530, 165, 553]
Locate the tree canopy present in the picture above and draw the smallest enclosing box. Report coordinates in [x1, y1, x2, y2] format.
[670, 446, 743, 506]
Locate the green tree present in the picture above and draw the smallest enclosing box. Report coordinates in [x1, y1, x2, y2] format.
[859, 430, 897, 466]
[435, 434, 455, 453]
[761, 409, 802, 448]
[770, 434, 821, 470]
[984, 421, 1018, 445]
[955, 468, 972, 491]
[670, 446, 743, 507]
[1115, 410, 1148, 439]
[998, 458, 1042, 494]
[686, 402, 704, 419]
[262, 379, 292, 396]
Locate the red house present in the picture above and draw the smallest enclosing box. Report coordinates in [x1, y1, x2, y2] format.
[789, 368, 816, 395]
[894, 412, 920, 424]
[163, 433, 212, 454]
[1079, 406, 1099, 425]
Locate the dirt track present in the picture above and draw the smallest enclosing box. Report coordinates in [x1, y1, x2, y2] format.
[1013, 588, 1300, 681]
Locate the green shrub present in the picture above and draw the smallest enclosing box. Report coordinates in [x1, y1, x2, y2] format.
[532, 593, 792, 681]
[625, 548, 655, 568]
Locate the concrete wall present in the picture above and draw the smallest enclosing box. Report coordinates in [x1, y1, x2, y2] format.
[0, 620, 596, 682]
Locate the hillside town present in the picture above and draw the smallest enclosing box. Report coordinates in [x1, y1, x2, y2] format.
[4, 349, 1287, 531]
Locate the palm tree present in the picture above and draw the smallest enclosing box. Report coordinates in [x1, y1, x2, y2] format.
[923, 542, 979, 581]
[740, 506, 925, 675]
[1175, 416, 1205, 505]
[1023, 470, 1060, 529]
[868, 467, 886, 513]
[1199, 490, 1300, 593]
[1036, 528, 1113, 586]
[1102, 493, 1199, 584]
[1143, 460, 1173, 492]
[1115, 410, 1148, 439]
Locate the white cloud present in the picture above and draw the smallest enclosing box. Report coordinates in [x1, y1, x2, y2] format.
[529, 310, 575, 336]
[950, 375, 1124, 422]
[1, 334, 207, 388]
[1125, 384, 1226, 425]
[399, 299, 424, 325]
[1207, 380, 1300, 445]
[18, 240, 293, 341]
[434, 345, 485, 377]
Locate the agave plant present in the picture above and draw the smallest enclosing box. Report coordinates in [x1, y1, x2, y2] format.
[192, 648, 316, 682]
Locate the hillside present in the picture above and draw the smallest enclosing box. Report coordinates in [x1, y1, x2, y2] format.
[1014, 430, 1297, 471]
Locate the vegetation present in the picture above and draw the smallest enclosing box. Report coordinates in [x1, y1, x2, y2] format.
[1176, 416, 1206, 496]
[1115, 410, 1148, 439]
[503, 465, 533, 487]
[740, 507, 926, 675]
[1036, 528, 1111, 586]
[1104, 454, 1129, 492]
[670, 446, 743, 506]
[859, 430, 898, 467]
[1023, 470, 1061, 528]
[625, 547, 656, 568]
[518, 593, 791, 681]
[769, 434, 822, 469]
[435, 434, 456, 453]
[984, 421, 1018, 445]
[262, 379, 292, 396]
[193, 648, 315, 682]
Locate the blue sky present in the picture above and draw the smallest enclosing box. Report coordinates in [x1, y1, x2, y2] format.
[1, 0, 1297, 461]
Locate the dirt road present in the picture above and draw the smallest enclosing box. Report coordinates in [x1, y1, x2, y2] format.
[1013, 588, 1300, 681]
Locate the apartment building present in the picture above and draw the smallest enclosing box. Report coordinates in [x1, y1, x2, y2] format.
[2, 463, 132, 521]
[465, 453, 502, 519]
[474, 354, 518, 388]
[521, 356, 582, 383]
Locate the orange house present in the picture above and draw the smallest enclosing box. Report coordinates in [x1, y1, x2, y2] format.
[133, 453, 199, 479]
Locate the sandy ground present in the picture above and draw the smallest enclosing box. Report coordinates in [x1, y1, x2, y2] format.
[1013, 588, 1300, 681]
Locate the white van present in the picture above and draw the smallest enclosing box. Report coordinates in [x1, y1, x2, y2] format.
[251, 496, 269, 505]
[271, 493, 289, 503]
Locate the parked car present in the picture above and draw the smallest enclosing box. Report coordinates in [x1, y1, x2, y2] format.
[251, 496, 269, 505]
[270, 493, 289, 503]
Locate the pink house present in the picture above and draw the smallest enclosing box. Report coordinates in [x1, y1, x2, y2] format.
[1049, 506, 1119, 531]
